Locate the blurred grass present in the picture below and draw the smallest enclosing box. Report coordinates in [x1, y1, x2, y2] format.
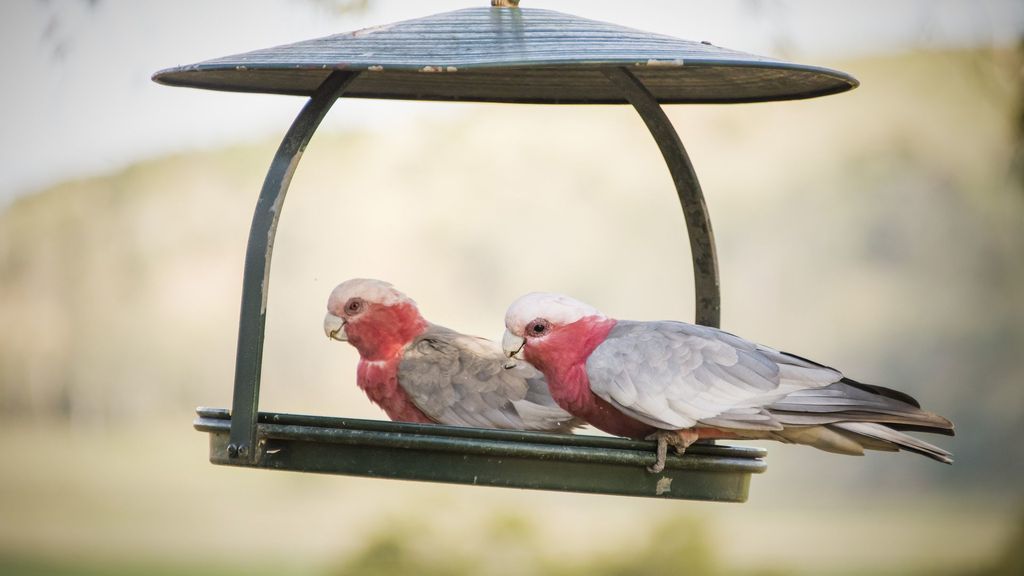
[1, 46, 1022, 574]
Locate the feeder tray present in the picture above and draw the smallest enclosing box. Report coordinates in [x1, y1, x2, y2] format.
[155, 3, 857, 502]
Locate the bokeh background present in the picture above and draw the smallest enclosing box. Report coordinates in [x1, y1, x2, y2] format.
[2, 1, 1023, 574]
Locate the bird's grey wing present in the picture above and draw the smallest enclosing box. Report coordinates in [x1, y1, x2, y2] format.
[505, 359, 583, 433]
[585, 321, 843, 431]
[766, 378, 954, 433]
[399, 325, 578, 432]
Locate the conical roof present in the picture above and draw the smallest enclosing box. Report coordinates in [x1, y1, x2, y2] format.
[153, 6, 857, 104]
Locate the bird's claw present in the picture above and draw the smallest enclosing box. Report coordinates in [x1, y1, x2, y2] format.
[645, 429, 699, 473]
[647, 433, 669, 473]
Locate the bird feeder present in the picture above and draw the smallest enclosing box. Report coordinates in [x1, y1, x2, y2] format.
[154, 3, 857, 502]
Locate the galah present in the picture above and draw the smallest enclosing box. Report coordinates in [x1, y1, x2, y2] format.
[323, 279, 579, 432]
[502, 292, 954, 472]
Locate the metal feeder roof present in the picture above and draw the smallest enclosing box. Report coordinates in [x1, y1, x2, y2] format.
[152, 6, 858, 104]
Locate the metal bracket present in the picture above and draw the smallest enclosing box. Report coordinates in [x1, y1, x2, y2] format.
[228, 71, 360, 463]
[603, 67, 721, 328]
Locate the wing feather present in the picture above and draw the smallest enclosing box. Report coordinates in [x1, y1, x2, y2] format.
[585, 320, 953, 439]
[399, 324, 579, 432]
[587, 321, 837, 431]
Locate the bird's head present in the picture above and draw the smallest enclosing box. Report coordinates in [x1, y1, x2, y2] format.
[324, 279, 427, 360]
[502, 292, 607, 369]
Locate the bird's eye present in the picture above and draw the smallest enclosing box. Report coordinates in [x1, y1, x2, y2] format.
[528, 319, 549, 336]
[345, 298, 364, 315]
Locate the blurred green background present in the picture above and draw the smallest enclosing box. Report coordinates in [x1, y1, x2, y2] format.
[1, 1, 1022, 575]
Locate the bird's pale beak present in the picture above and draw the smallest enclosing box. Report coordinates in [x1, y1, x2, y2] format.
[324, 313, 347, 341]
[501, 330, 526, 369]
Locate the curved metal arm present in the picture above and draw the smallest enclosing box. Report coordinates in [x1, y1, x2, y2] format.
[228, 71, 359, 462]
[602, 67, 721, 328]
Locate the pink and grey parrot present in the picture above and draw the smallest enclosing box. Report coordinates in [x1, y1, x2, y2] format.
[502, 292, 954, 472]
[324, 279, 579, 432]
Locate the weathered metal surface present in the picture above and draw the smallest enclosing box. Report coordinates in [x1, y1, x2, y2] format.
[198, 408, 766, 501]
[606, 67, 720, 327]
[228, 71, 358, 463]
[153, 7, 857, 104]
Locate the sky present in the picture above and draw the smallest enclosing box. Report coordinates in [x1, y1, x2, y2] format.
[1, 0, 1022, 206]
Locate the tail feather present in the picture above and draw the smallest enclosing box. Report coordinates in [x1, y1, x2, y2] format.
[840, 378, 921, 408]
[831, 422, 954, 464]
[878, 422, 956, 437]
[771, 422, 954, 463]
[773, 426, 869, 456]
[759, 379, 955, 463]
[768, 381, 954, 435]
[772, 410, 955, 435]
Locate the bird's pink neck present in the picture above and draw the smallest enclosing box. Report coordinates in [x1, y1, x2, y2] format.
[524, 316, 656, 439]
[345, 302, 428, 361]
[347, 302, 433, 424]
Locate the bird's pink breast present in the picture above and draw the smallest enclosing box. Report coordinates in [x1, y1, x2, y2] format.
[357, 359, 433, 424]
[555, 363, 657, 439]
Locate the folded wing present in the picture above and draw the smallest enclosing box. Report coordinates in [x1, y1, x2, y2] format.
[400, 324, 580, 432]
[586, 320, 952, 461]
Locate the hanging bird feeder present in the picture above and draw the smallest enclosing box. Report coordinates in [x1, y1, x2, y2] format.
[154, 2, 857, 502]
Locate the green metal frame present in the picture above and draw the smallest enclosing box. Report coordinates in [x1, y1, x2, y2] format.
[205, 68, 765, 501]
[201, 408, 765, 501]
[227, 71, 359, 459]
[604, 68, 720, 327]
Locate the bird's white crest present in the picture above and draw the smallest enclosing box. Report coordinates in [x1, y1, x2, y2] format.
[504, 292, 604, 336]
[327, 278, 416, 309]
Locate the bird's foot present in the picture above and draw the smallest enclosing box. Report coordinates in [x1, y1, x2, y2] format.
[645, 429, 699, 473]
